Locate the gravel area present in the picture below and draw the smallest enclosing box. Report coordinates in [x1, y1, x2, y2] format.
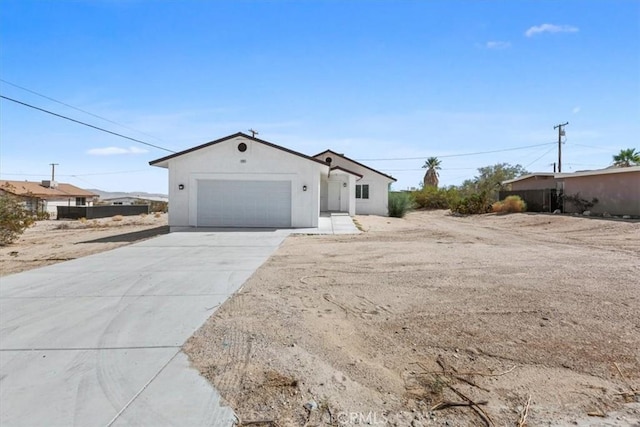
[185, 210, 640, 426]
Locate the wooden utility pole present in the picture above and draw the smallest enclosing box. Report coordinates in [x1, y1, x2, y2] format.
[553, 122, 568, 172]
[49, 163, 59, 181]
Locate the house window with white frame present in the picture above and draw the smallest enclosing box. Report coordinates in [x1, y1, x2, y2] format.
[355, 184, 369, 199]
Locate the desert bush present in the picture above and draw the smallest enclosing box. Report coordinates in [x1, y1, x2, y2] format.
[78, 217, 88, 224]
[55, 222, 70, 230]
[140, 213, 148, 218]
[388, 192, 412, 218]
[112, 215, 124, 222]
[154, 212, 162, 218]
[35, 211, 51, 221]
[449, 191, 492, 215]
[0, 191, 34, 245]
[560, 193, 598, 212]
[412, 186, 461, 210]
[492, 195, 527, 213]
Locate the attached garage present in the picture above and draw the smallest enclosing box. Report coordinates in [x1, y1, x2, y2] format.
[150, 132, 329, 230]
[196, 180, 292, 227]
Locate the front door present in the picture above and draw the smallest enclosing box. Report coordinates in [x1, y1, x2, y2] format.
[328, 181, 341, 211]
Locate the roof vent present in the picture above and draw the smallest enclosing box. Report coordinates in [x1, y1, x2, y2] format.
[41, 180, 58, 189]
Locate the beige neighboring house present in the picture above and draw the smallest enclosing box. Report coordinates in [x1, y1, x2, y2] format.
[503, 166, 640, 216]
[556, 166, 640, 216]
[0, 180, 98, 218]
[503, 173, 556, 191]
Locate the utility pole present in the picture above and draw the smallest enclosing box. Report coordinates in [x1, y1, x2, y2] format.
[49, 163, 59, 181]
[553, 122, 568, 173]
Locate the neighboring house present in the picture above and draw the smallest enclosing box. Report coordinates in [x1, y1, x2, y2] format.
[556, 166, 640, 216]
[313, 150, 397, 216]
[502, 173, 556, 191]
[101, 196, 169, 213]
[101, 196, 168, 205]
[0, 180, 97, 217]
[502, 166, 640, 216]
[149, 132, 396, 229]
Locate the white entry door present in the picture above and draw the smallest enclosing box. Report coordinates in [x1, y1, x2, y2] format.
[328, 181, 341, 211]
[197, 180, 292, 227]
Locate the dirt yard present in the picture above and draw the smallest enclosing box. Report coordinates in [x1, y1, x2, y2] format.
[185, 211, 640, 426]
[0, 213, 168, 276]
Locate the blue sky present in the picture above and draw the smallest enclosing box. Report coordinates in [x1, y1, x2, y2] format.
[1, 0, 638, 193]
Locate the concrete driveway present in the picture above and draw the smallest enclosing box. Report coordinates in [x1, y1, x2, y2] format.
[0, 230, 293, 426]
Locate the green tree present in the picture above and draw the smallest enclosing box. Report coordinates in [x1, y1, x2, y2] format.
[422, 157, 442, 188]
[0, 185, 34, 245]
[459, 163, 528, 201]
[612, 148, 640, 167]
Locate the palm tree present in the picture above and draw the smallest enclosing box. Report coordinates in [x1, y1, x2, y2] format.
[612, 148, 640, 167]
[422, 157, 442, 188]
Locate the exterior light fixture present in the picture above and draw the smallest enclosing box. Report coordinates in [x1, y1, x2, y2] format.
[343, 182, 347, 188]
[302, 185, 308, 191]
[178, 184, 185, 190]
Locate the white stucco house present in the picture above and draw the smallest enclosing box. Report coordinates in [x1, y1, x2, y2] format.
[150, 132, 396, 229]
[313, 150, 396, 216]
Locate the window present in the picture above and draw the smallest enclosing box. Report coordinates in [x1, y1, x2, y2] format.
[355, 184, 369, 199]
[76, 197, 86, 206]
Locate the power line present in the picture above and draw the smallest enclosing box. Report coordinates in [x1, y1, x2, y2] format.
[0, 95, 175, 153]
[355, 142, 556, 161]
[1, 169, 149, 177]
[524, 145, 556, 169]
[382, 167, 477, 172]
[569, 142, 612, 151]
[0, 79, 167, 144]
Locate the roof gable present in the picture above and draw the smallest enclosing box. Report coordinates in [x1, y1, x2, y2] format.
[150, 132, 328, 167]
[330, 166, 363, 178]
[313, 150, 396, 182]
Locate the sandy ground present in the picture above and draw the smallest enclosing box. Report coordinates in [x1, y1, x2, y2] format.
[185, 211, 640, 426]
[0, 213, 168, 276]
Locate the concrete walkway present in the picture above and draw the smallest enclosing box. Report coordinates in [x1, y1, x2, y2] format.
[0, 217, 360, 426]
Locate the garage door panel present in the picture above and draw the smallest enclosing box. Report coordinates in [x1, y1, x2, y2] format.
[197, 180, 291, 227]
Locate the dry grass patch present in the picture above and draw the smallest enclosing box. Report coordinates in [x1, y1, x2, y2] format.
[492, 195, 526, 213]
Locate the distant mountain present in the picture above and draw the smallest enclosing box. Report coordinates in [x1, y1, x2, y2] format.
[87, 189, 168, 200]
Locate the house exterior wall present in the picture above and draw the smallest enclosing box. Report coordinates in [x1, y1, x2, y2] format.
[314, 155, 392, 216]
[561, 170, 640, 216]
[509, 176, 557, 191]
[165, 135, 326, 228]
[320, 172, 357, 215]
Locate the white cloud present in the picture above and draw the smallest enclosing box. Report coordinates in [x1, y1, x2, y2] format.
[87, 146, 148, 155]
[485, 41, 511, 49]
[525, 24, 579, 37]
[572, 106, 581, 114]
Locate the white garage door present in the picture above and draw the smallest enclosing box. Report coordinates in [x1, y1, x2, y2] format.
[197, 180, 292, 227]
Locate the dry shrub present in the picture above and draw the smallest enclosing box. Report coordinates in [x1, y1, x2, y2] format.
[78, 217, 87, 224]
[140, 213, 148, 218]
[154, 212, 162, 218]
[112, 215, 124, 222]
[492, 195, 527, 213]
[55, 222, 70, 230]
